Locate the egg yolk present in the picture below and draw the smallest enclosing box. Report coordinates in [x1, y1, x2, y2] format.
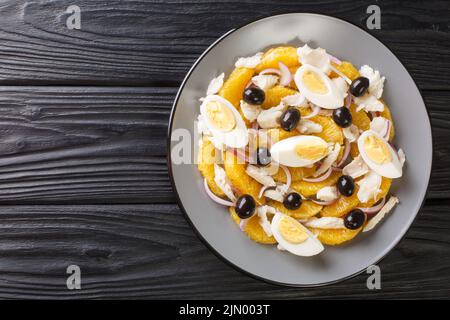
[205, 101, 236, 132]
[279, 216, 308, 244]
[302, 70, 328, 94]
[364, 135, 392, 164]
[295, 140, 328, 160]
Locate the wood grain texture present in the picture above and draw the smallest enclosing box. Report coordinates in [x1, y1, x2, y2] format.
[0, 202, 448, 299]
[0, 86, 446, 204]
[0, 0, 448, 88]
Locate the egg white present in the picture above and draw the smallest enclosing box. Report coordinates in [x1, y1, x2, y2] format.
[357, 130, 402, 178]
[200, 95, 248, 148]
[271, 213, 324, 257]
[270, 135, 329, 167]
[294, 64, 344, 109]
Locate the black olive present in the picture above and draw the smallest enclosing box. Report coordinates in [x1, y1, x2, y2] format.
[283, 192, 302, 210]
[349, 76, 370, 97]
[337, 175, 355, 197]
[344, 209, 366, 229]
[332, 107, 352, 128]
[280, 107, 301, 131]
[256, 147, 271, 166]
[243, 86, 265, 105]
[235, 195, 256, 219]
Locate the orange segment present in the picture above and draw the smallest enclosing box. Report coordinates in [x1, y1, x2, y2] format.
[261, 85, 298, 109]
[349, 103, 371, 131]
[230, 207, 276, 244]
[321, 192, 360, 217]
[224, 151, 265, 205]
[330, 61, 360, 81]
[350, 142, 359, 159]
[310, 115, 344, 144]
[263, 128, 299, 145]
[272, 166, 316, 183]
[291, 171, 341, 197]
[219, 67, 254, 108]
[268, 200, 322, 220]
[256, 46, 299, 73]
[310, 227, 361, 245]
[197, 138, 225, 197]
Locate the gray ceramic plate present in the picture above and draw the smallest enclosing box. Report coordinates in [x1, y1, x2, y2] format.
[168, 13, 432, 286]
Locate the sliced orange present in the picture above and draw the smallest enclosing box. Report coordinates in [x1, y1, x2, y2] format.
[330, 61, 360, 81]
[272, 166, 316, 183]
[349, 103, 371, 131]
[261, 85, 298, 109]
[197, 138, 225, 197]
[256, 46, 299, 73]
[230, 207, 276, 244]
[321, 192, 360, 217]
[291, 171, 341, 197]
[268, 200, 322, 220]
[310, 115, 344, 144]
[350, 142, 359, 159]
[219, 67, 254, 108]
[310, 227, 361, 245]
[224, 151, 265, 205]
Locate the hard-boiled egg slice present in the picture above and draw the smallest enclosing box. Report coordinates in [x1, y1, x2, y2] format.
[270, 135, 329, 167]
[294, 64, 344, 109]
[200, 95, 248, 148]
[357, 130, 402, 178]
[271, 213, 324, 257]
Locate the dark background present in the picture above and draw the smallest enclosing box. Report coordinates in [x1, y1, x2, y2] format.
[0, 0, 448, 299]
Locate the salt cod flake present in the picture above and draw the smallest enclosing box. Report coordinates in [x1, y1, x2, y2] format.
[363, 196, 399, 232]
[206, 73, 225, 96]
[235, 52, 263, 68]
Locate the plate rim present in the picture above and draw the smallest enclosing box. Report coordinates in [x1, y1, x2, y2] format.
[166, 12, 434, 287]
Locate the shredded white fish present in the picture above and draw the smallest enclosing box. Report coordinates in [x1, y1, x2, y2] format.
[305, 217, 345, 229]
[246, 165, 276, 187]
[343, 124, 360, 143]
[282, 93, 307, 107]
[206, 73, 225, 96]
[297, 119, 323, 134]
[398, 148, 406, 166]
[257, 205, 277, 236]
[332, 77, 349, 97]
[213, 164, 236, 202]
[297, 44, 331, 74]
[314, 143, 340, 177]
[370, 116, 391, 137]
[343, 155, 369, 179]
[357, 171, 382, 203]
[354, 94, 385, 113]
[257, 102, 286, 129]
[251, 74, 279, 91]
[316, 186, 339, 202]
[240, 100, 261, 122]
[363, 196, 399, 232]
[359, 65, 385, 99]
[235, 52, 263, 68]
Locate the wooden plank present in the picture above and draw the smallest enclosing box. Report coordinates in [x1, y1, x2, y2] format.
[0, 86, 446, 204]
[0, 202, 448, 299]
[0, 0, 448, 88]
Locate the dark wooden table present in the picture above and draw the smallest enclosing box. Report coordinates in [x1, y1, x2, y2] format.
[0, 0, 448, 299]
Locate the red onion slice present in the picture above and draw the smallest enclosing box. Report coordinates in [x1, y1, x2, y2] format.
[357, 197, 386, 217]
[259, 68, 282, 76]
[280, 165, 292, 191]
[328, 54, 342, 65]
[345, 93, 352, 108]
[302, 167, 332, 182]
[302, 105, 321, 119]
[335, 139, 351, 168]
[204, 179, 235, 207]
[383, 121, 392, 140]
[329, 65, 351, 84]
[278, 62, 293, 86]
